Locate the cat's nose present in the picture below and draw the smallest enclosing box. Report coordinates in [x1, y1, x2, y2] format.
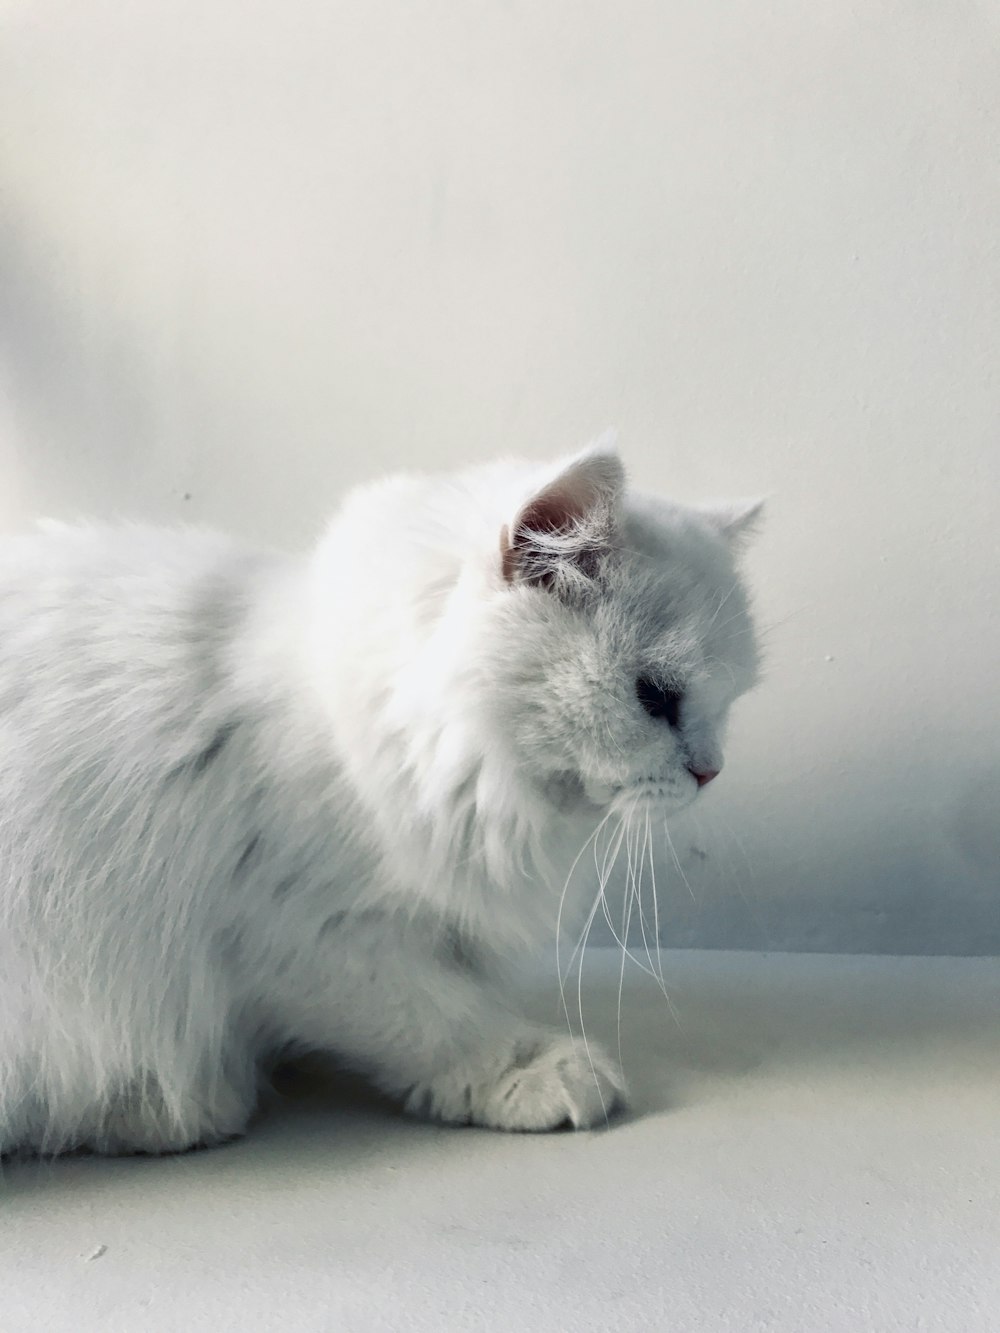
[689, 766, 720, 788]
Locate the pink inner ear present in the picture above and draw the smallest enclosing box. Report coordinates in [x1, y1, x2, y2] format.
[516, 481, 591, 539]
[499, 524, 517, 582]
[502, 482, 592, 585]
[502, 451, 624, 585]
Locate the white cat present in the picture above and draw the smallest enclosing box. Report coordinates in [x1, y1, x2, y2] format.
[0, 441, 761, 1156]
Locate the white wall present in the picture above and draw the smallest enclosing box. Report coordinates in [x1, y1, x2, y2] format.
[1, 0, 998, 953]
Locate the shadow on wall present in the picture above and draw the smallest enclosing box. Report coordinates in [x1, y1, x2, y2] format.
[589, 757, 1000, 958]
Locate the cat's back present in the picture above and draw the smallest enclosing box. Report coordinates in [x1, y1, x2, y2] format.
[0, 521, 276, 780]
[0, 519, 264, 674]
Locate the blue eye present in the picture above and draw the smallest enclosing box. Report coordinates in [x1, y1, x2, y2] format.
[635, 676, 683, 729]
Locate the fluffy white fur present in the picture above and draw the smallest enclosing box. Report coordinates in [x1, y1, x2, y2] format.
[0, 443, 761, 1156]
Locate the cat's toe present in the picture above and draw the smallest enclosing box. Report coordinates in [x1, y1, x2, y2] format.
[403, 1034, 627, 1133]
[475, 1036, 626, 1133]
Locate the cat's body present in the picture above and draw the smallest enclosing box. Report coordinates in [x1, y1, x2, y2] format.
[0, 445, 760, 1156]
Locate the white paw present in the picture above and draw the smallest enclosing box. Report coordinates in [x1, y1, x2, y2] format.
[405, 1032, 627, 1132]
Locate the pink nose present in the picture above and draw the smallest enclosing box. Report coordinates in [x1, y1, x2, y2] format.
[690, 767, 720, 788]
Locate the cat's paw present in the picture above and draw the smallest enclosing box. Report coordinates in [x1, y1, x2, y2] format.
[476, 1035, 626, 1132]
[406, 1033, 627, 1132]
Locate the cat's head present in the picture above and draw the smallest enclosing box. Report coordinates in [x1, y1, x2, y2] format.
[486, 443, 762, 822]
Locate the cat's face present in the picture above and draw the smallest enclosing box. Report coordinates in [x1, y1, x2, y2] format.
[491, 448, 761, 821]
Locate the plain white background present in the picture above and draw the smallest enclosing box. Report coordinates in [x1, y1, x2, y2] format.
[1, 0, 998, 952]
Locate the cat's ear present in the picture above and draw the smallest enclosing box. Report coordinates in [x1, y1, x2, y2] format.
[500, 442, 625, 589]
[699, 499, 765, 554]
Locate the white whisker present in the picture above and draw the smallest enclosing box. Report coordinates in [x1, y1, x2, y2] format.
[616, 817, 641, 1073]
[559, 815, 627, 999]
[556, 811, 614, 1039]
[637, 812, 683, 1031]
[573, 819, 630, 1129]
[663, 817, 697, 903]
[594, 813, 660, 982]
[645, 811, 668, 993]
[704, 580, 740, 632]
[704, 809, 773, 949]
[575, 897, 609, 1126]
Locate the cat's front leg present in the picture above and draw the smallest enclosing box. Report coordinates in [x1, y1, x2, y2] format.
[277, 923, 626, 1132]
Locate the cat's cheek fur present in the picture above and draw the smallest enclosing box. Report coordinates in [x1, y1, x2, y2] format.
[0, 447, 758, 1156]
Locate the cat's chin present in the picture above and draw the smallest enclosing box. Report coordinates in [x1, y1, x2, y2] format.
[547, 773, 701, 821]
[614, 787, 699, 819]
[583, 774, 701, 820]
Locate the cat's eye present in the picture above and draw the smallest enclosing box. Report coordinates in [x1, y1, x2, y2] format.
[635, 675, 683, 729]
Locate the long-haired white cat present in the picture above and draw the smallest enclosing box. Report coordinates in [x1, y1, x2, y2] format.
[0, 442, 761, 1156]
